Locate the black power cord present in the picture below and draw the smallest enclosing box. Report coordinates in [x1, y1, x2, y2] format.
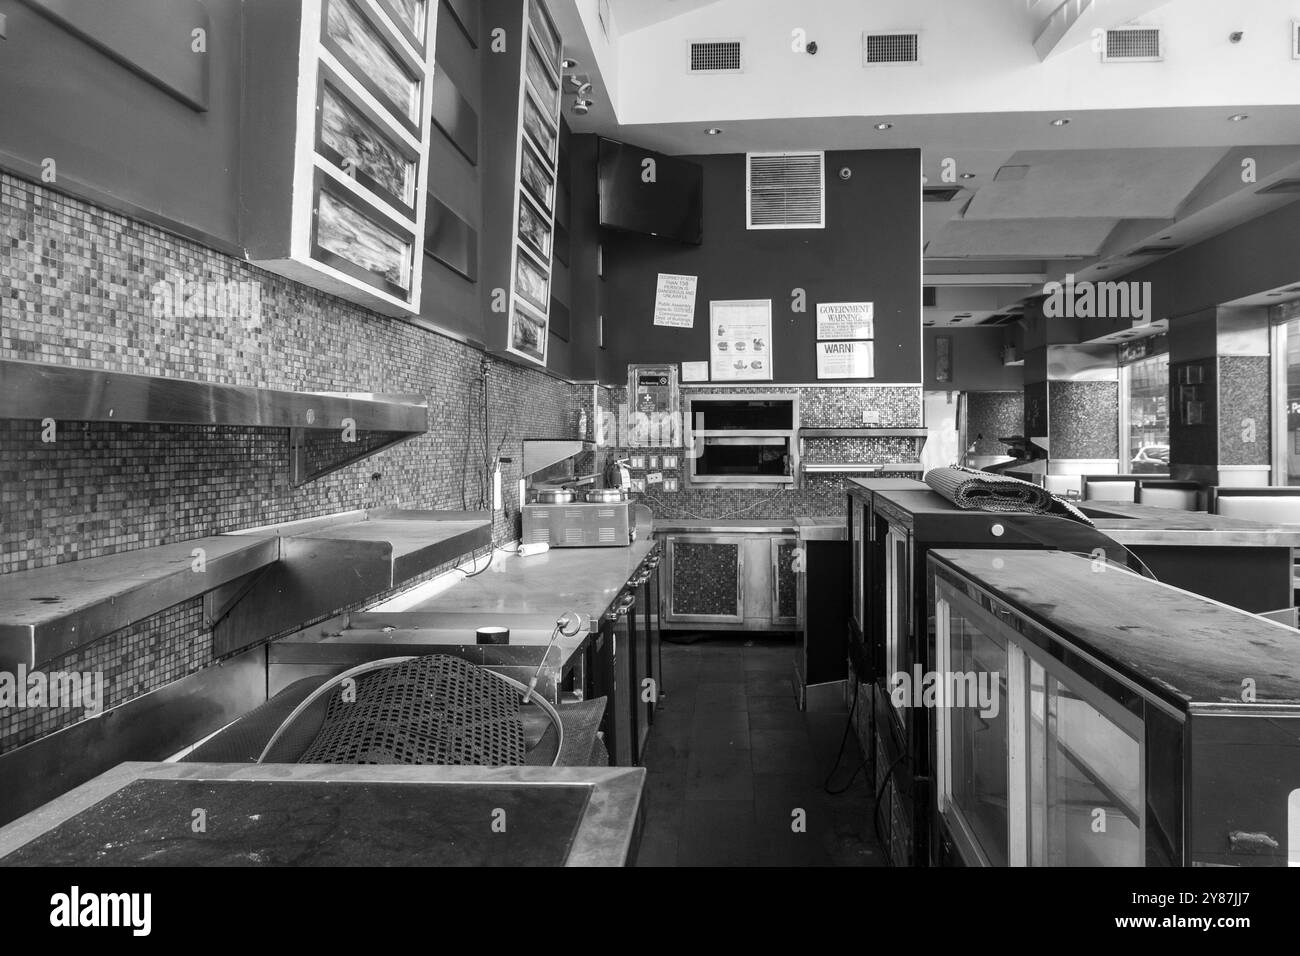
[822, 676, 868, 795]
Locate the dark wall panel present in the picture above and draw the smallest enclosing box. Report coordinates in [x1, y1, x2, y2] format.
[431, 69, 478, 165]
[595, 148, 921, 384]
[0, 0, 243, 245]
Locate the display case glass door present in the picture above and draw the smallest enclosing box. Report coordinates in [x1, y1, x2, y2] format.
[884, 526, 909, 719]
[772, 537, 800, 628]
[851, 498, 864, 631]
[935, 584, 1145, 867]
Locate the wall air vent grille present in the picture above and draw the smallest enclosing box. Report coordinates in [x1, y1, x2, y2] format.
[747, 151, 825, 229]
[1102, 27, 1163, 61]
[688, 40, 743, 73]
[863, 32, 919, 65]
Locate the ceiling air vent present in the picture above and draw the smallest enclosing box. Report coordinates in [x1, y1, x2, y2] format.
[1102, 26, 1163, 61]
[979, 314, 1020, 327]
[1256, 178, 1300, 195]
[863, 31, 919, 65]
[747, 151, 825, 229]
[923, 185, 964, 202]
[688, 39, 743, 73]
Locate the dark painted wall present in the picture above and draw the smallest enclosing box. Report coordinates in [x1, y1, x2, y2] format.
[594, 149, 921, 385]
[923, 327, 1022, 391]
[0, 0, 243, 247]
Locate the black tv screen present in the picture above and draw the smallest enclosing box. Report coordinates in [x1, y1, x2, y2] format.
[598, 138, 703, 245]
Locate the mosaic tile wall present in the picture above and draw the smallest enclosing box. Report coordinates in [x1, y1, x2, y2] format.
[967, 391, 1024, 457]
[1217, 355, 1270, 466]
[0, 172, 584, 750]
[602, 384, 923, 520]
[1048, 380, 1119, 459]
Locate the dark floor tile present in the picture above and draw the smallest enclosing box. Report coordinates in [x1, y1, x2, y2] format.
[751, 728, 820, 775]
[695, 681, 748, 712]
[641, 725, 691, 771]
[691, 709, 750, 742]
[748, 708, 809, 732]
[745, 673, 796, 698]
[685, 747, 753, 801]
[746, 695, 802, 714]
[676, 800, 758, 867]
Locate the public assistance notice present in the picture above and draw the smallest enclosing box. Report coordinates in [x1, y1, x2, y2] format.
[652, 273, 698, 328]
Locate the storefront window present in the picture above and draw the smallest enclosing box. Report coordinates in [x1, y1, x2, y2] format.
[1125, 354, 1169, 474]
[1281, 317, 1300, 486]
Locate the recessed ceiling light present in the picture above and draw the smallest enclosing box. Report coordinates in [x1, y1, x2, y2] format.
[1097, 265, 1109, 270]
[874, 122, 893, 131]
[1159, 235, 1173, 240]
[1050, 118, 1071, 126]
[953, 313, 972, 318]
[704, 127, 722, 135]
[562, 59, 579, 70]
[960, 173, 976, 179]
[1268, 292, 1284, 297]
[1229, 113, 1249, 122]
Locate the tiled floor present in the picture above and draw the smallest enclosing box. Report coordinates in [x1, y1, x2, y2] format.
[634, 634, 886, 867]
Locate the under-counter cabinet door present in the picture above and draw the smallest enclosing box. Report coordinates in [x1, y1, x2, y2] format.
[771, 537, 800, 628]
[663, 535, 746, 626]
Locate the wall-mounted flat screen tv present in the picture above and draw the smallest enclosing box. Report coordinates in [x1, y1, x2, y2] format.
[598, 137, 703, 245]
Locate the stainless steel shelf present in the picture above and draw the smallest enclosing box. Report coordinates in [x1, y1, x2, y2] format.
[208, 510, 492, 657]
[0, 535, 281, 671]
[0, 359, 427, 431]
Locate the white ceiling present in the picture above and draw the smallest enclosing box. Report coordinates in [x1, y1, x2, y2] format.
[549, 0, 1300, 328]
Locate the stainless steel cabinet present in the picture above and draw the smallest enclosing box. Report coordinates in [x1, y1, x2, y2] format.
[663, 535, 745, 625]
[661, 532, 801, 631]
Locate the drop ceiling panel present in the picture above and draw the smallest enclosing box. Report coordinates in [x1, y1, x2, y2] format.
[963, 148, 1227, 220]
[926, 218, 1117, 259]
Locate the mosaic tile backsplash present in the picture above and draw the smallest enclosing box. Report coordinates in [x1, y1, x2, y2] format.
[967, 391, 1024, 458]
[602, 384, 923, 519]
[0, 172, 584, 750]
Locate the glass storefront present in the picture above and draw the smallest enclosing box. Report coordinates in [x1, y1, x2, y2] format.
[1124, 353, 1169, 474]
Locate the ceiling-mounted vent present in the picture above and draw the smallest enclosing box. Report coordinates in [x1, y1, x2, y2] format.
[1293, 20, 1300, 58]
[688, 39, 743, 73]
[979, 313, 1020, 327]
[1128, 244, 1182, 257]
[863, 31, 919, 65]
[923, 185, 964, 203]
[1256, 178, 1300, 195]
[1102, 26, 1163, 61]
[747, 152, 825, 229]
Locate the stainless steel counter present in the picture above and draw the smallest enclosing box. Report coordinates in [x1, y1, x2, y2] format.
[654, 516, 845, 538]
[1082, 502, 1300, 547]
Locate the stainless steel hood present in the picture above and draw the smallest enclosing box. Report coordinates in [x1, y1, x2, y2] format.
[0, 359, 429, 484]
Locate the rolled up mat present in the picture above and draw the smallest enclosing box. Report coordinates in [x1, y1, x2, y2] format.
[923, 465, 1094, 526]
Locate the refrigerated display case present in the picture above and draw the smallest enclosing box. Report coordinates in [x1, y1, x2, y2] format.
[862, 486, 1142, 866]
[928, 548, 1300, 867]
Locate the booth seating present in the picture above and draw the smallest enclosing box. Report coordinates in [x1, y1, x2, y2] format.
[1210, 486, 1300, 524]
[1082, 475, 1139, 503]
[1083, 475, 1203, 511]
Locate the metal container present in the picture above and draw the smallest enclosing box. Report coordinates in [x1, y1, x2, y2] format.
[535, 488, 576, 504]
[584, 488, 627, 503]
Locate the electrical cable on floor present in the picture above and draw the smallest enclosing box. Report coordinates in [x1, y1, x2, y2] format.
[822, 675, 865, 794]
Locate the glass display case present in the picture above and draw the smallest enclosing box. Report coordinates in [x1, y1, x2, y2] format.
[930, 548, 1300, 867]
[862, 485, 1145, 866]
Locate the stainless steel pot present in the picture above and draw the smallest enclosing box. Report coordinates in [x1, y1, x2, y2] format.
[535, 488, 576, 504]
[585, 488, 628, 503]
